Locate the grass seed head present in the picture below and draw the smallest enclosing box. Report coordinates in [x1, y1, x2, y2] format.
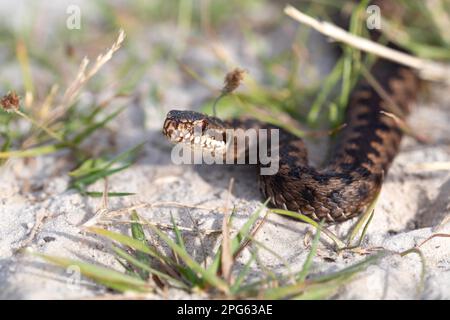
[222, 68, 246, 94]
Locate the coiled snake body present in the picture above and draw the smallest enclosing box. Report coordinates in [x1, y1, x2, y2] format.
[163, 40, 420, 224]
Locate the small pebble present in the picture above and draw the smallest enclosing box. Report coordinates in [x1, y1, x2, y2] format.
[43, 236, 56, 243]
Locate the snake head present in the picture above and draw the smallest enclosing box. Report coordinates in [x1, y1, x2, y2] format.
[162, 110, 228, 152]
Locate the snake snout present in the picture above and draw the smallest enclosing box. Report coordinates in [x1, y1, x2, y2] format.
[162, 118, 180, 142]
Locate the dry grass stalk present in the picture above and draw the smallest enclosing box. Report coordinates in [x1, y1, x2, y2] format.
[107, 201, 216, 218]
[82, 182, 226, 234]
[221, 177, 234, 283]
[1, 91, 66, 143]
[0, 91, 20, 113]
[82, 179, 110, 227]
[105, 219, 225, 235]
[417, 233, 450, 248]
[380, 111, 429, 144]
[407, 162, 450, 171]
[48, 29, 126, 124]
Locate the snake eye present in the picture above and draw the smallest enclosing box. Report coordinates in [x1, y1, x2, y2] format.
[197, 119, 207, 132]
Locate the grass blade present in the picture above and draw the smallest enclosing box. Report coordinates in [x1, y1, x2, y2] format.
[0, 143, 63, 159]
[130, 211, 151, 280]
[84, 191, 135, 197]
[170, 213, 186, 251]
[345, 188, 380, 248]
[0, 135, 11, 165]
[111, 245, 188, 290]
[169, 213, 201, 284]
[87, 226, 159, 258]
[70, 142, 144, 191]
[71, 107, 125, 145]
[31, 251, 149, 293]
[313, 251, 388, 283]
[263, 251, 387, 299]
[307, 59, 343, 125]
[143, 219, 230, 293]
[399, 248, 426, 296]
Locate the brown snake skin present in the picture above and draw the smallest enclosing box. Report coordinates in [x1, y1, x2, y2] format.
[163, 4, 421, 223]
[258, 56, 420, 222]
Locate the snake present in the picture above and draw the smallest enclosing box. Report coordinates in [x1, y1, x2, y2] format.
[162, 11, 421, 223]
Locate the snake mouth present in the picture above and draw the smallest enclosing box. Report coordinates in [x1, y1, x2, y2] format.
[162, 110, 228, 152]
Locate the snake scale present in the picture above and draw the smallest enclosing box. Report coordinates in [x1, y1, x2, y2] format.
[162, 4, 421, 223]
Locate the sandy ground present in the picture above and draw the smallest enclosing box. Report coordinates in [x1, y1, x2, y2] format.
[0, 0, 449, 300]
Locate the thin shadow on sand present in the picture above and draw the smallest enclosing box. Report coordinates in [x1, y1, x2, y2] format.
[409, 176, 450, 229]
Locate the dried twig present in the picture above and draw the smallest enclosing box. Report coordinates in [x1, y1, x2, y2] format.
[14, 209, 51, 252]
[82, 179, 110, 227]
[102, 218, 226, 235]
[82, 186, 228, 234]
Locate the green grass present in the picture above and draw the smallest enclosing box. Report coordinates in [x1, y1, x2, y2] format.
[0, 27, 142, 197]
[31, 203, 431, 299]
[30, 205, 390, 299]
[384, 0, 450, 60]
[2, 0, 450, 299]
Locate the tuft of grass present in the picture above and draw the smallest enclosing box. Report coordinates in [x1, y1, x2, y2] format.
[69, 142, 144, 196]
[32, 202, 407, 299]
[1, 29, 142, 197]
